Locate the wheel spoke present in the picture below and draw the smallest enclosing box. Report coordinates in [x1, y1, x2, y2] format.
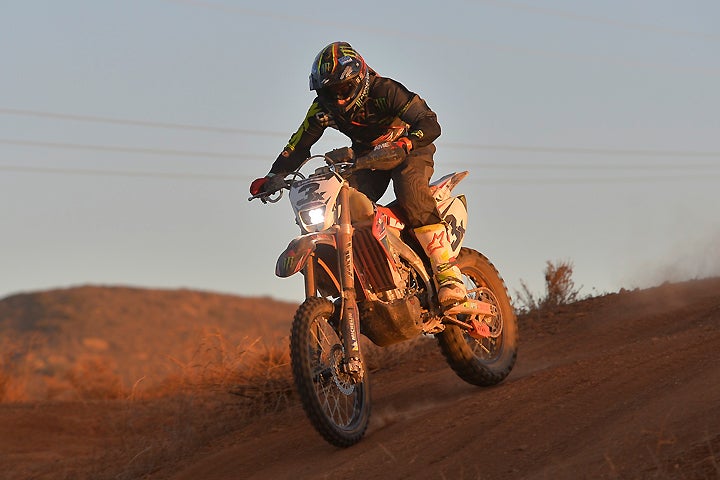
[291, 297, 370, 446]
[462, 274, 503, 360]
[308, 316, 360, 428]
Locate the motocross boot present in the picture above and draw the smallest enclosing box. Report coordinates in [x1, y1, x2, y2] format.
[414, 223, 467, 307]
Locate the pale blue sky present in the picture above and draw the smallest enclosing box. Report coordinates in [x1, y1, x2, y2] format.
[1, 0, 719, 303]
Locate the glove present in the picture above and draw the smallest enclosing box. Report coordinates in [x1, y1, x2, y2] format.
[373, 137, 413, 154]
[394, 137, 413, 154]
[250, 177, 269, 195]
[250, 174, 287, 196]
[325, 146, 354, 164]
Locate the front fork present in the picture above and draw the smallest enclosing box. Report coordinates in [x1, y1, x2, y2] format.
[301, 183, 363, 382]
[335, 184, 364, 381]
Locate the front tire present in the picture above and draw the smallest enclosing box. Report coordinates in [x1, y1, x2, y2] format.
[290, 297, 371, 447]
[437, 248, 518, 386]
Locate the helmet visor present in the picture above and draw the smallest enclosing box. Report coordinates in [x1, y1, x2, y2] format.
[326, 80, 355, 102]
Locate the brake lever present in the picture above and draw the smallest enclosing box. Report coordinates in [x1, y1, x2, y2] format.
[248, 188, 284, 203]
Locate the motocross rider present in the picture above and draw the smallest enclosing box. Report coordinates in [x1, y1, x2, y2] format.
[250, 41, 467, 307]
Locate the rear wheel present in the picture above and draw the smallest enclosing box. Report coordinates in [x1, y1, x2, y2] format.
[290, 297, 371, 447]
[437, 248, 518, 386]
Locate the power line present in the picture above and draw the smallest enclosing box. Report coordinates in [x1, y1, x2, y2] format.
[3, 164, 719, 185]
[471, 173, 720, 185]
[0, 138, 265, 160]
[4, 136, 720, 163]
[3, 107, 720, 159]
[0, 165, 253, 181]
[441, 143, 720, 158]
[444, 161, 720, 171]
[0, 107, 287, 137]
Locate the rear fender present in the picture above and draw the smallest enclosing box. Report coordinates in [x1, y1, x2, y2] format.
[276, 232, 336, 277]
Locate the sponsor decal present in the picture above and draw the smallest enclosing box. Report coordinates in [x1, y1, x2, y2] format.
[347, 308, 359, 351]
[314, 111, 335, 128]
[352, 77, 370, 109]
[338, 55, 353, 65]
[340, 66, 353, 80]
[338, 45, 357, 58]
[445, 214, 466, 251]
[295, 181, 324, 206]
[344, 243, 352, 273]
[426, 231, 446, 255]
[409, 129, 424, 139]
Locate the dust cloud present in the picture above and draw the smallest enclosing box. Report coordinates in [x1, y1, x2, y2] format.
[631, 229, 720, 287]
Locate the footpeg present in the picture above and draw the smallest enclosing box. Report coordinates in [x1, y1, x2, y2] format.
[442, 298, 498, 339]
[443, 298, 497, 316]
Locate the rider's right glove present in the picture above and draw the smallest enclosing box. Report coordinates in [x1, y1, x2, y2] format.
[250, 176, 269, 195]
[250, 173, 287, 196]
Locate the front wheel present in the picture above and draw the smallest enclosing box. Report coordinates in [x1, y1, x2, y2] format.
[290, 297, 371, 447]
[437, 248, 518, 386]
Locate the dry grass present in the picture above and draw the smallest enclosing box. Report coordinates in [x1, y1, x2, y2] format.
[154, 330, 294, 416]
[0, 307, 434, 479]
[101, 336, 293, 479]
[0, 335, 41, 402]
[1, 332, 296, 480]
[46, 332, 431, 479]
[0, 329, 292, 404]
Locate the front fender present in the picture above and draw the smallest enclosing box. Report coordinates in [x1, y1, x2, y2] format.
[275, 232, 337, 278]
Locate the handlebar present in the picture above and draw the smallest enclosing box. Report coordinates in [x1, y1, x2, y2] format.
[248, 144, 406, 203]
[248, 190, 283, 203]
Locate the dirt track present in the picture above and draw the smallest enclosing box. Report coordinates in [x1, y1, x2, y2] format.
[2, 278, 719, 479]
[163, 279, 720, 480]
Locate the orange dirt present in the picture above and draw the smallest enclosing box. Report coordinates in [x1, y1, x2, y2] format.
[1, 278, 719, 479]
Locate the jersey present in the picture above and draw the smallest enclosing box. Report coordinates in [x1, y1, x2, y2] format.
[269, 73, 441, 175]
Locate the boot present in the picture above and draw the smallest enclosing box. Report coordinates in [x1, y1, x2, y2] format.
[414, 223, 467, 307]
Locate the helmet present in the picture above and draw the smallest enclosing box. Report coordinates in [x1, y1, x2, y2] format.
[309, 42, 371, 115]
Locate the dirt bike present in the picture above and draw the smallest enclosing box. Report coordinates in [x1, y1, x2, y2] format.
[249, 146, 517, 447]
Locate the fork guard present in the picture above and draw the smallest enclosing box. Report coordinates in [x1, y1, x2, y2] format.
[276, 232, 337, 278]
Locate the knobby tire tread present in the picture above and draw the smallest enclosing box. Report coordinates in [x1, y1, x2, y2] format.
[437, 248, 518, 387]
[290, 297, 370, 448]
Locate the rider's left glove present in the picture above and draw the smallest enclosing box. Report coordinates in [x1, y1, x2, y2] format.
[393, 137, 413, 154]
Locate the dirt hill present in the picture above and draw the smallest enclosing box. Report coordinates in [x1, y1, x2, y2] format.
[1, 278, 719, 479]
[0, 286, 298, 400]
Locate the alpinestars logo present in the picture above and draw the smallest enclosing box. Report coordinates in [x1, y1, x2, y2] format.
[425, 231, 446, 255]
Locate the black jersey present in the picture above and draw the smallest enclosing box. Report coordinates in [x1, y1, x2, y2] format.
[270, 73, 441, 175]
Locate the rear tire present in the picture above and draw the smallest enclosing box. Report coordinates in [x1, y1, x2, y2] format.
[437, 248, 518, 386]
[290, 297, 371, 447]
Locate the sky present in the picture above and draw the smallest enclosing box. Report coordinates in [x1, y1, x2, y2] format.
[1, 0, 719, 305]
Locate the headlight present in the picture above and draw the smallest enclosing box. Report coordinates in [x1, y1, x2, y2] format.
[299, 207, 326, 226]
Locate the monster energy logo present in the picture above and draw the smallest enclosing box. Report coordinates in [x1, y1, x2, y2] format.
[374, 98, 388, 110]
[338, 45, 356, 58]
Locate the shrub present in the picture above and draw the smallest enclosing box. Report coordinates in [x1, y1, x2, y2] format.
[515, 259, 583, 314]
